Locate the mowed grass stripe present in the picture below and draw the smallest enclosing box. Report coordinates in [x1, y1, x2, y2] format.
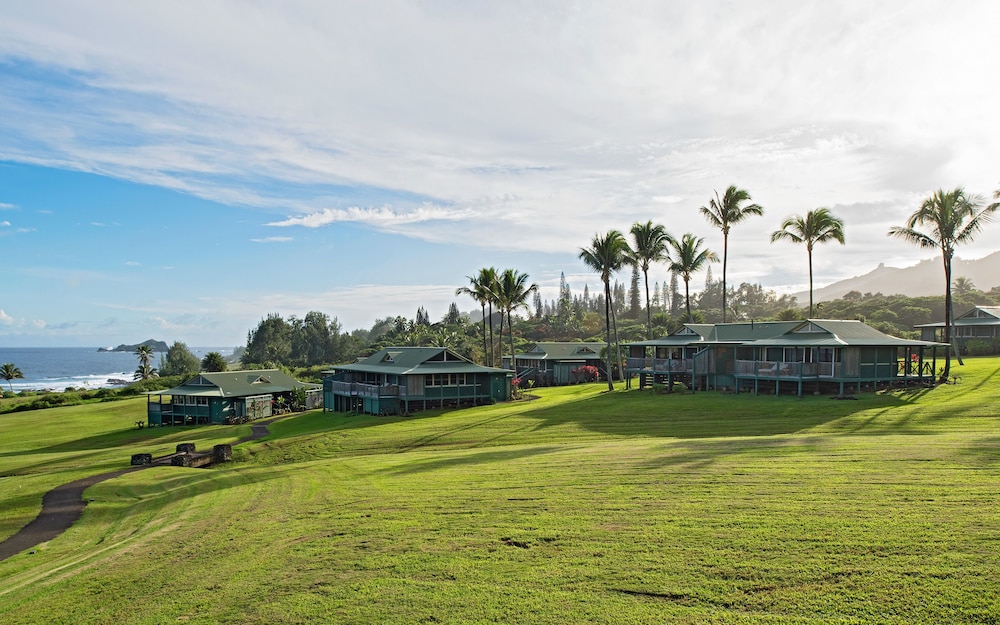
[0, 359, 998, 623]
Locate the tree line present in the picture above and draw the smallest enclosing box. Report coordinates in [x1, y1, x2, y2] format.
[148, 186, 996, 387]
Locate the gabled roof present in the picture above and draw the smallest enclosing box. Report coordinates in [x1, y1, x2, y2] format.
[515, 342, 604, 360]
[914, 306, 1000, 328]
[629, 321, 798, 347]
[743, 319, 944, 347]
[629, 319, 944, 349]
[326, 347, 511, 375]
[150, 369, 320, 398]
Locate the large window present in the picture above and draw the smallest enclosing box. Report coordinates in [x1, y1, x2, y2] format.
[425, 373, 469, 387]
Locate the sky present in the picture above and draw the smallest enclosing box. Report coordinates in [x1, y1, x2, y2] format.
[1, 1, 999, 347]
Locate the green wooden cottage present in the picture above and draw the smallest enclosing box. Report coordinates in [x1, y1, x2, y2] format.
[508, 342, 606, 385]
[146, 369, 322, 426]
[915, 306, 1000, 352]
[627, 319, 944, 396]
[323, 347, 512, 415]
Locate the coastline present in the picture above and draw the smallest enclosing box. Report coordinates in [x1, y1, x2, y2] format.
[0, 346, 233, 393]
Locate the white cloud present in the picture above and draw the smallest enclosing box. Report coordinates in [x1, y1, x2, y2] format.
[267, 204, 473, 229]
[0, 202, 15, 209]
[125, 260, 141, 266]
[0, 309, 13, 324]
[250, 236, 293, 243]
[0, 221, 9, 227]
[0, 0, 999, 327]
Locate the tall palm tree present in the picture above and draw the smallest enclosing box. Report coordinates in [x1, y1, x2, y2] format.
[771, 208, 846, 318]
[889, 187, 997, 382]
[629, 220, 673, 339]
[493, 268, 538, 388]
[456, 267, 498, 366]
[667, 233, 719, 321]
[1, 363, 24, 392]
[700, 185, 764, 323]
[580, 230, 631, 390]
[133, 344, 158, 381]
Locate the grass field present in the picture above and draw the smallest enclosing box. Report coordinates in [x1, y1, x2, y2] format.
[1, 359, 999, 623]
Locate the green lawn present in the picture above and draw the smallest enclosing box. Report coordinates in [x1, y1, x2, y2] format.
[1, 360, 999, 623]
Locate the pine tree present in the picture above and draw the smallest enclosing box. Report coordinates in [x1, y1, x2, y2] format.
[416, 306, 430, 326]
[628, 264, 641, 317]
[669, 270, 680, 316]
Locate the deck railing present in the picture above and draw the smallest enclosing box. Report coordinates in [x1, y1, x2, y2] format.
[327, 381, 406, 397]
[625, 357, 691, 373]
[735, 360, 838, 378]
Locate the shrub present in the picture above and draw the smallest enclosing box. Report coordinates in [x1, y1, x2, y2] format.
[965, 339, 995, 356]
[571, 365, 600, 383]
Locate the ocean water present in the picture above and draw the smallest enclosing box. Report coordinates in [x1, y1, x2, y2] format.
[0, 347, 235, 392]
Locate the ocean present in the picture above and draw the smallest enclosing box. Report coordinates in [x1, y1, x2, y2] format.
[0, 347, 235, 392]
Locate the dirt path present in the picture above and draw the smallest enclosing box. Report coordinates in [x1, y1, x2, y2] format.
[0, 415, 284, 562]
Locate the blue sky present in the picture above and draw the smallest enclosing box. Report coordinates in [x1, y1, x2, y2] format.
[2, 1, 999, 347]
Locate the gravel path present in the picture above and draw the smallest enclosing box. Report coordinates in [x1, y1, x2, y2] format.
[0, 415, 284, 562]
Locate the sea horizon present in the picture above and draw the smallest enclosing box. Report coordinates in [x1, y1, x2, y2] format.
[0, 346, 237, 392]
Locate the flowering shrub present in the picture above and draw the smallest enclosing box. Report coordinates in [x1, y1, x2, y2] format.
[571, 365, 600, 383]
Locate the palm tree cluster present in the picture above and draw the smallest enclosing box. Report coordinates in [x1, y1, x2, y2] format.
[447, 185, 996, 390]
[133, 344, 159, 381]
[456, 268, 538, 375]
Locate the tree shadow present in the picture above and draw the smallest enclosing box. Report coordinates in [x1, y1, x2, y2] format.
[518, 389, 909, 440]
[375, 445, 568, 476]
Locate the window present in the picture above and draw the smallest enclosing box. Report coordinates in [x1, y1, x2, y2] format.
[425, 373, 468, 387]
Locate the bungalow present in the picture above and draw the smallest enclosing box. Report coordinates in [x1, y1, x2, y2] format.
[146, 369, 322, 426]
[323, 347, 512, 415]
[507, 341, 606, 385]
[915, 306, 1000, 352]
[627, 319, 945, 396]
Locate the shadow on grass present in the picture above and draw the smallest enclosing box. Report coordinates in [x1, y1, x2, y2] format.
[518, 389, 910, 439]
[377, 445, 567, 476]
[0, 424, 249, 458]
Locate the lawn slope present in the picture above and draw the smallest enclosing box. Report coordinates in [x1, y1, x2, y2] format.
[1, 361, 999, 624]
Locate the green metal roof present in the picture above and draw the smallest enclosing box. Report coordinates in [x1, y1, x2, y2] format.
[325, 346, 512, 376]
[914, 306, 1000, 328]
[514, 342, 604, 361]
[629, 321, 798, 347]
[629, 319, 944, 349]
[148, 369, 320, 398]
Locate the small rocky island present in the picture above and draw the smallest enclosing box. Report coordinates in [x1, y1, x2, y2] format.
[98, 339, 169, 353]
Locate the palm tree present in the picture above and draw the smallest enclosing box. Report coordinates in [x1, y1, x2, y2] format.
[493, 268, 538, 389]
[456, 267, 499, 366]
[1, 363, 24, 392]
[133, 344, 158, 381]
[889, 187, 997, 382]
[700, 185, 764, 323]
[580, 230, 631, 390]
[952, 276, 976, 297]
[771, 208, 846, 317]
[629, 220, 673, 339]
[667, 233, 719, 320]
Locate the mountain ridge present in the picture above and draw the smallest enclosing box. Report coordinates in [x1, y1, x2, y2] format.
[794, 250, 1000, 303]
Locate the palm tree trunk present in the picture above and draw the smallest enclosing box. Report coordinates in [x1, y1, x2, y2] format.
[643, 267, 652, 339]
[602, 279, 614, 391]
[508, 307, 517, 389]
[807, 245, 814, 317]
[611, 298, 624, 384]
[480, 302, 488, 365]
[722, 233, 728, 323]
[942, 251, 952, 381]
[684, 278, 692, 320]
[488, 302, 495, 367]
